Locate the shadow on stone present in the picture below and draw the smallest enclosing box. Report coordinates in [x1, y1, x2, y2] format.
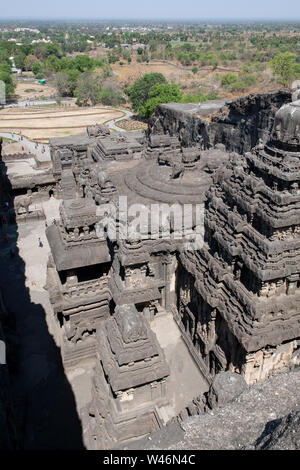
[0, 146, 84, 449]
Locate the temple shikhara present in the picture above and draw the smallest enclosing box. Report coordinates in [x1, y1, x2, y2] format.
[1, 89, 300, 449]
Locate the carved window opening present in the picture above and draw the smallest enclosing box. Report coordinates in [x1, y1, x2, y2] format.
[59, 270, 68, 285]
[57, 311, 64, 328]
[119, 265, 125, 281]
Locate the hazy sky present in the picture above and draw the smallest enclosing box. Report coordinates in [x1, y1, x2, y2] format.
[1, 0, 300, 21]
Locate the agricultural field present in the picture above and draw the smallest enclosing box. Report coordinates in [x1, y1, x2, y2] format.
[14, 80, 57, 101]
[0, 106, 123, 140]
[0, 21, 299, 117]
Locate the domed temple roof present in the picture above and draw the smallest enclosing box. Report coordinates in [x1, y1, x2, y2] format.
[271, 100, 300, 150]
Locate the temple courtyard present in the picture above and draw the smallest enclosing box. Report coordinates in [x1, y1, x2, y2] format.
[0, 195, 208, 439]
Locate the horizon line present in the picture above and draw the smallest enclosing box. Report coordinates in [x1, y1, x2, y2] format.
[1, 17, 300, 23]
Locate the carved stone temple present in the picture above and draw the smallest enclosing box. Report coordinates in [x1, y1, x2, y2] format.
[32, 90, 299, 448]
[82, 304, 169, 449]
[176, 99, 300, 385]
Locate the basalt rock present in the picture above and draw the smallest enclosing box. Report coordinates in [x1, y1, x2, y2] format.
[253, 408, 300, 450]
[148, 89, 292, 154]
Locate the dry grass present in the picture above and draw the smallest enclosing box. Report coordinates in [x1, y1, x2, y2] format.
[113, 61, 192, 87]
[0, 106, 123, 141]
[15, 81, 57, 101]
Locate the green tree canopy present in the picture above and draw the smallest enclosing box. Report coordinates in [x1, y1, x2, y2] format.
[125, 73, 167, 113]
[221, 73, 238, 87]
[270, 52, 297, 87]
[24, 54, 39, 71]
[0, 63, 15, 97]
[74, 71, 101, 106]
[141, 83, 182, 118]
[32, 61, 42, 76]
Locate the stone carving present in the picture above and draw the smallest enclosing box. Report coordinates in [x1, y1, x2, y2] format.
[40, 88, 300, 448]
[86, 123, 110, 138]
[83, 304, 169, 449]
[14, 193, 32, 214]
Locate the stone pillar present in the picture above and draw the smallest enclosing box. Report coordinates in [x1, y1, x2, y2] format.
[150, 381, 159, 401]
[125, 267, 132, 289]
[143, 306, 151, 323]
[160, 378, 167, 398]
[241, 352, 255, 384]
[287, 275, 298, 295]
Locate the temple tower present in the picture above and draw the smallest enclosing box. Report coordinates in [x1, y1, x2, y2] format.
[177, 100, 300, 384]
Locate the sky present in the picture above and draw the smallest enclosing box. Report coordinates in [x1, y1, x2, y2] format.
[1, 0, 300, 21]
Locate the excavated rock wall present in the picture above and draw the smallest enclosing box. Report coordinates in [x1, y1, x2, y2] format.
[148, 89, 292, 154]
[121, 368, 300, 450]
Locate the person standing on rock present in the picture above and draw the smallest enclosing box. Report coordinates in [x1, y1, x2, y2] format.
[38, 237, 43, 247]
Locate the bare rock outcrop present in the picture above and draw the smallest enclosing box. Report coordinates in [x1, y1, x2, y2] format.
[253, 409, 300, 450]
[148, 89, 292, 154]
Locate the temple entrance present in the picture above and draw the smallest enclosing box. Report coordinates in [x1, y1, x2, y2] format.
[49, 189, 54, 198]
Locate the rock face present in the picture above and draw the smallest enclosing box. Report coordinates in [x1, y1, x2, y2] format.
[254, 408, 300, 450]
[207, 371, 248, 409]
[120, 369, 300, 450]
[148, 89, 292, 154]
[175, 371, 248, 423]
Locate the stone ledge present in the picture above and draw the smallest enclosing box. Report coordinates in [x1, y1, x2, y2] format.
[119, 368, 300, 450]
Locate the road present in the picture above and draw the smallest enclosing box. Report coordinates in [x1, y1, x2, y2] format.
[5, 98, 76, 108]
[0, 102, 134, 154]
[104, 107, 133, 132]
[0, 105, 135, 159]
[0, 131, 50, 161]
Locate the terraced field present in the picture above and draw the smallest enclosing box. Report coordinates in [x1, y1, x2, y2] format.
[0, 106, 124, 141]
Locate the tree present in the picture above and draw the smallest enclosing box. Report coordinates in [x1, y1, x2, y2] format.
[221, 73, 238, 87]
[32, 61, 42, 77]
[98, 86, 125, 106]
[54, 72, 75, 97]
[33, 44, 48, 61]
[125, 73, 167, 113]
[74, 71, 101, 106]
[24, 54, 39, 71]
[73, 55, 94, 72]
[14, 52, 26, 70]
[0, 63, 15, 97]
[270, 52, 296, 87]
[141, 83, 182, 118]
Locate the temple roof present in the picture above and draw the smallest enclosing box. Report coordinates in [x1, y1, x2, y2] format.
[46, 224, 111, 271]
[99, 304, 170, 391]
